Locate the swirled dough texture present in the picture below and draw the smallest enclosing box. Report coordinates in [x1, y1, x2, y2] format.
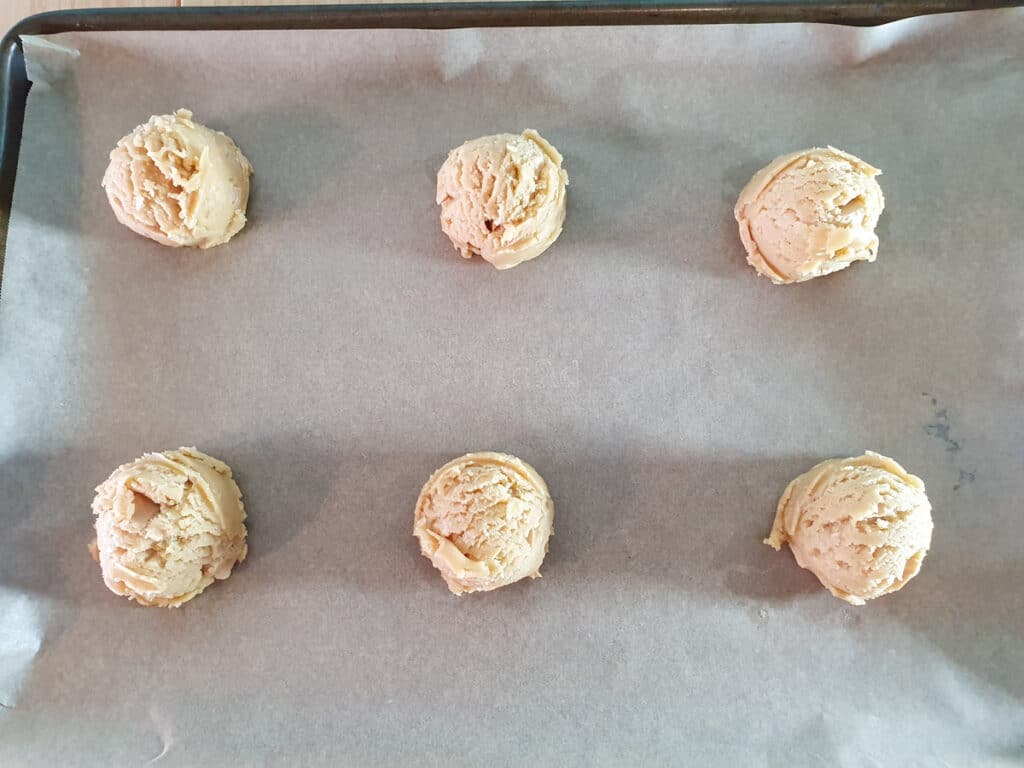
[102, 109, 253, 249]
[765, 451, 932, 605]
[414, 452, 554, 595]
[91, 448, 248, 607]
[734, 147, 884, 284]
[436, 130, 568, 269]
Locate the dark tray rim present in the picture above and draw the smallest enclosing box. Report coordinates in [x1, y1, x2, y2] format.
[7, 1, 1022, 36]
[0, 1, 1020, 283]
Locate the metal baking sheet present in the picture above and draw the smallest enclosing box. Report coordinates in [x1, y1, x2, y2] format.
[1, 8, 1022, 766]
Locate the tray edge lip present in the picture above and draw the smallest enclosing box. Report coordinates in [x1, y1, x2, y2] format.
[6, 2, 1023, 37]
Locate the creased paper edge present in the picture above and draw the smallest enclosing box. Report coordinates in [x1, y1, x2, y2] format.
[21, 35, 80, 91]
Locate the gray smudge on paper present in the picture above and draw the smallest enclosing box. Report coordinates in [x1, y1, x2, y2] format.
[923, 403, 960, 452]
[921, 393, 976, 490]
[955, 469, 976, 491]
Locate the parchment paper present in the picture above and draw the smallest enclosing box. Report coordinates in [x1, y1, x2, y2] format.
[1, 11, 1022, 766]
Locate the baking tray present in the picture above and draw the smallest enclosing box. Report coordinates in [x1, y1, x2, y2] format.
[0, 0, 1020, 285]
[1, 4, 1022, 766]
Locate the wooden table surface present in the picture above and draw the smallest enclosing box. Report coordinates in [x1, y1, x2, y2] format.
[5, 2, 413, 37]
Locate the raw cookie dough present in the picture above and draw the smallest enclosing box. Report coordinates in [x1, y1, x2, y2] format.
[436, 130, 568, 269]
[102, 109, 253, 248]
[734, 146, 884, 284]
[91, 447, 248, 607]
[765, 451, 933, 605]
[414, 452, 554, 594]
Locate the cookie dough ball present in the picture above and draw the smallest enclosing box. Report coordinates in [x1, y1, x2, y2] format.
[91, 447, 247, 607]
[734, 147, 884, 284]
[414, 452, 554, 595]
[102, 109, 253, 249]
[765, 451, 932, 605]
[436, 130, 568, 269]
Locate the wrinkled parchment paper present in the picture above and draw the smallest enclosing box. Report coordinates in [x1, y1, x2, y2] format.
[1, 11, 1022, 766]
